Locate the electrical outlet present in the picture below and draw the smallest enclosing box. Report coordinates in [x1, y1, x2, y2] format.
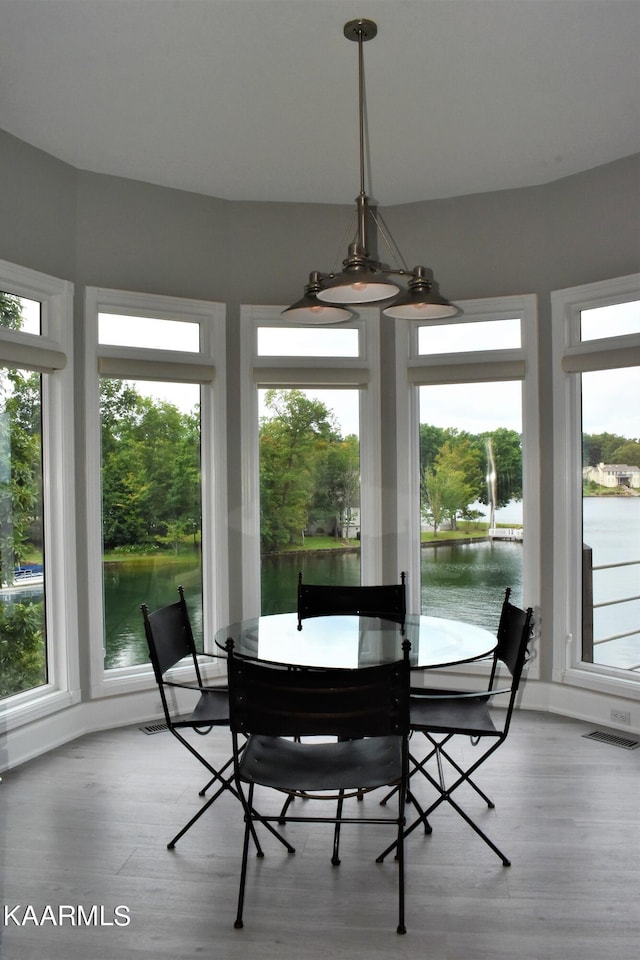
[610, 709, 631, 725]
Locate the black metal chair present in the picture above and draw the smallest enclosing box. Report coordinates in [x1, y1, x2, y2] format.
[141, 586, 240, 849]
[377, 589, 534, 867]
[297, 570, 406, 630]
[141, 587, 292, 856]
[225, 637, 412, 934]
[292, 571, 407, 833]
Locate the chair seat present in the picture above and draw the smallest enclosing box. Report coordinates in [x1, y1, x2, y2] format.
[239, 734, 403, 792]
[410, 693, 498, 737]
[173, 688, 230, 728]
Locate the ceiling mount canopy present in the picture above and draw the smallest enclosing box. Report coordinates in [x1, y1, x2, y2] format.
[283, 19, 459, 325]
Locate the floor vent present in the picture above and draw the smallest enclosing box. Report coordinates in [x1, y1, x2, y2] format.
[139, 722, 168, 735]
[583, 730, 639, 750]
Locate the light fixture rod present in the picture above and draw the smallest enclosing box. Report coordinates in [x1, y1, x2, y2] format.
[357, 24, 366, 201]
[345, 18, 377, 257]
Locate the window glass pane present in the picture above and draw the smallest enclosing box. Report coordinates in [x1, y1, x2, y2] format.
[419, 381, 523, 629]
[581, 366, 640, 672]
[100, 378, 203, 668]
[0, 366, 46, 699]
[418, 318, 520, 355]
[257, 327, 359, 357]
[580, 301, 640, 341]
[99, 313, 200, 352]
[259, 388, 360, 614]
[0, 292, 41, 335]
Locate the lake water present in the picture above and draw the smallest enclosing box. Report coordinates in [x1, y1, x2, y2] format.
[85, 496, 640, 668]
[4, 498, 637, 670]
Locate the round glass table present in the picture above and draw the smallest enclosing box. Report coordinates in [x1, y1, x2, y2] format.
[215, 613, 496, 670]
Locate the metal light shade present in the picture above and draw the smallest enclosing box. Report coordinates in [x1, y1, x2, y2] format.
[282, 272, 353, 324]
[316, 240, 400, 304]
[317, 275, 400, 304]
[383, 266, 459, 320]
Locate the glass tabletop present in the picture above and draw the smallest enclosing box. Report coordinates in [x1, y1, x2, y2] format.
[215, 613, 496, 670]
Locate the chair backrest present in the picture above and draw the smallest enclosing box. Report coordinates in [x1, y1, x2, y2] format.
[226, 639, 411, 741]
[141, 587, 202, 718]
[496, 597, 534, 684]
[297, 571, 406, 630]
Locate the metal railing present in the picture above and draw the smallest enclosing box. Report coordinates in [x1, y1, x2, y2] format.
[582, 545, 640, 670]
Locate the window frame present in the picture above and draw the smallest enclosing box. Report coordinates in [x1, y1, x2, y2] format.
[240, 305, 382, 617]
[0, 258, 79, 729]
[395, 294, 540, 678]
[85, 287, 227, 697]
[552, 273, 640, 698]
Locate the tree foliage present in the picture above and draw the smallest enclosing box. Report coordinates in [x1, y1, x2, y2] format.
[0, 600, 46, 698]
[100, 379, 200, 550]
[582, 431, 639, 467]
[259, 390, 341, 552]
[313, 434, 360, 539]
[583, 432, 640, 468]
[0, 296, 43, 579]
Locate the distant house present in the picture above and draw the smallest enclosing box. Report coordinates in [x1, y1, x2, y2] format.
[583, 462, 640, 489]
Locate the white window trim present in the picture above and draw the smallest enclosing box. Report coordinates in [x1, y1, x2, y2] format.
[0, 258, 79, 730]
[85, 287, 227, 697]
[395, 294, 541, 678]
[240, 305, 382, 618]
[552, 273, 640, 698]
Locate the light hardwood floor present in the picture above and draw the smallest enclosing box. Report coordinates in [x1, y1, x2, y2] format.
[1, 709, 638, 960]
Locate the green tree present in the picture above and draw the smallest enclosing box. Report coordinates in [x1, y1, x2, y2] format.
[0, 600, 46, 698]
[421, 467, 448, 535]
[259, 390, 338, 552]
[0, 292, 43, 577]
[0, 292, 23, 331]
[419, 423, 449, 470]
[610, 439, 640, 467]
[433, 438, 483, 528]
[99, 379, 201, 550]
[582, 431, 628, 467]
[314, 435, 360, 539]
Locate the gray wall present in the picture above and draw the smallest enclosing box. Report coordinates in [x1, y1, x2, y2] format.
[1, 126, 639, 684]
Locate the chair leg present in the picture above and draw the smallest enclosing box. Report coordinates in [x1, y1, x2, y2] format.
[278, 792, 295, 823]
[199, 753, 234, 796]
[234, 782, 255, 929]
[446, 793, 510, 866]
[168, 781, 228, 849]
[396, 772, 407, 934]
[425, 737, 495, 808]
[377, 737, 509, 866]
[332, 791, 344, 866]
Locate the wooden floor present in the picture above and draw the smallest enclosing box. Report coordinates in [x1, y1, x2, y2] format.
[1, 710, 638, 960]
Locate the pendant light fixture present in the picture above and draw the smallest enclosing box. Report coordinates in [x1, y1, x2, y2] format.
[283, 19, 459, 324]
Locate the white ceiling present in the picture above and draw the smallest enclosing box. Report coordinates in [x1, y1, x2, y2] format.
[0, 0, 638, 206]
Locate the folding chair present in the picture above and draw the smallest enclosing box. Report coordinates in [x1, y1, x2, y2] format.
[141, 587, 292, 856]
[297, 570, 406, 630]
[225, 638, 412, 934]
[377, 590, 534, 866]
